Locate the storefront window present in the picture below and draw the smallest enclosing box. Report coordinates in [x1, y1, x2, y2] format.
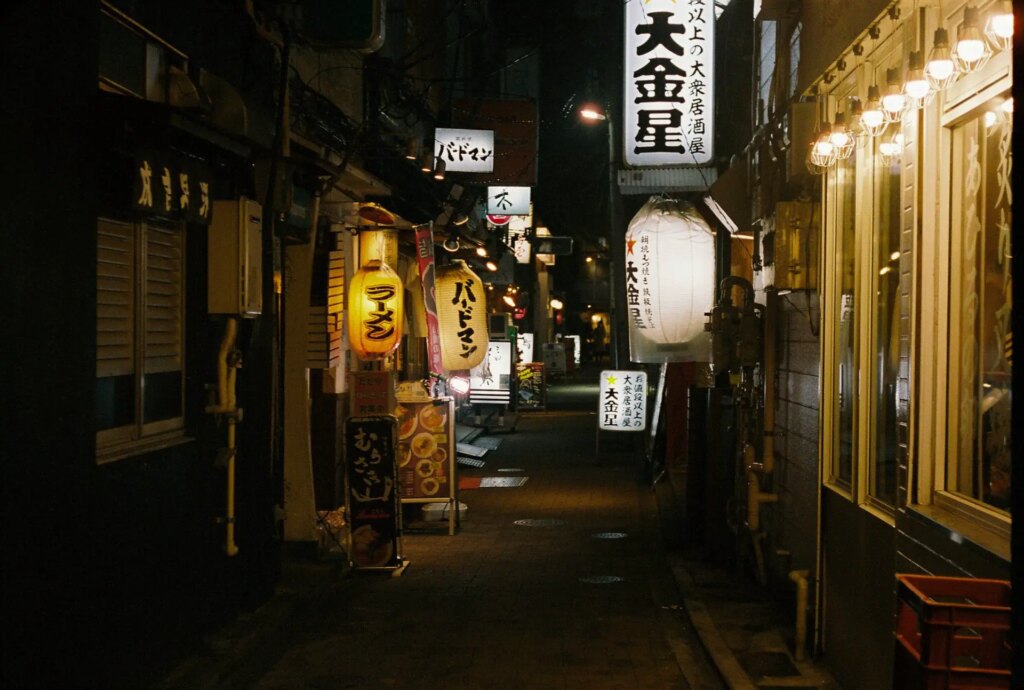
[949, 94, 1012, 513]
[833, 150, 858, 487]
[870, 137, 901, 507]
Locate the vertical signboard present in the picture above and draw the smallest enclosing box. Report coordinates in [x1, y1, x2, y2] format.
[469, 340, 513, 405]
[344, 416, 402, 569]
[598, 370, 648, 431]
[415, 225, 444, 378]
[623, 0, 715, 167]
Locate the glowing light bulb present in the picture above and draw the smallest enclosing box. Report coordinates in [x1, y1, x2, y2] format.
[984, 111, 998, 128]
[476, 246, 488, 257]
[1000, 97, 1013, 113]
[985, 1, 1014, 51]
[953, 6, 992, 72]
[448, 376, 471, 394]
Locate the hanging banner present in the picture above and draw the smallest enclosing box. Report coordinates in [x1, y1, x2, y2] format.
[344, 416, 402, 569]
[599, 370, 648, 431]
[623, 0, 715, 167]
[415, 225, 444, 378]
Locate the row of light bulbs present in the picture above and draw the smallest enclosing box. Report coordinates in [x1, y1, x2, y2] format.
[808, 1, 1013, 172]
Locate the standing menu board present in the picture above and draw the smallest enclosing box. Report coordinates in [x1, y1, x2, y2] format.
[395, 396, 458, 534]
[516, 362, 546, 410]
[344, 416, 402, 569]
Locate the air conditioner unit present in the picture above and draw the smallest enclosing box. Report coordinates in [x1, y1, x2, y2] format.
[208, 197, 263, 317]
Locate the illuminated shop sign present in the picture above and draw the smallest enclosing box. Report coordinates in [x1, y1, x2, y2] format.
[623, 0, 715, 167]
[434, 128, 495, 173]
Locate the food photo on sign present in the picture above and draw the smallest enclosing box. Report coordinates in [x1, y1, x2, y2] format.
[395, 400, 452, 499]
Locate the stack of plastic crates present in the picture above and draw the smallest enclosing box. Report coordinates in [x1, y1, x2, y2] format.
[894, 574, 1011, 689]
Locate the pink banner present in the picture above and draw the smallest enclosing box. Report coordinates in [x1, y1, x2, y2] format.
[415, 225, 444, 377]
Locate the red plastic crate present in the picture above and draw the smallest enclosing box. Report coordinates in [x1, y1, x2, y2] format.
[894, 574, 1011, 689]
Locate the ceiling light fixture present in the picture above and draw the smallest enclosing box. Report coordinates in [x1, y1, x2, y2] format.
[985, 1, 1014, 52]
[881, 67, 907, 122]
[903, 51, 933, 107]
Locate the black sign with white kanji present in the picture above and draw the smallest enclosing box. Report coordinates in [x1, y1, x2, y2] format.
[344, 416, 402, 569]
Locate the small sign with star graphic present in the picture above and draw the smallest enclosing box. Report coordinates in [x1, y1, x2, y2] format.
[598, 370, 648, 431]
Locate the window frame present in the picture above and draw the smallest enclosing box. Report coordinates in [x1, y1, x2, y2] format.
[820, 27, 905, 523]
[96, 215, 189, 463]
[914, 46, 1012, 550]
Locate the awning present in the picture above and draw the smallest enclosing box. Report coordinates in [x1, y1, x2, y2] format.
[702, 152, 750, 234]
[616, 166, 718, 195]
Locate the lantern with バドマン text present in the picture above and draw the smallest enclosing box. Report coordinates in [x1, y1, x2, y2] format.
[436, 260, 488, 371]
[624, 197, 715, 363]
[347, 259, 404, 360]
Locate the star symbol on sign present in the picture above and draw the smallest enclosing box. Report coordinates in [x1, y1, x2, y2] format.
[626, 239, 636, 255]
[606, 376, 617, 385]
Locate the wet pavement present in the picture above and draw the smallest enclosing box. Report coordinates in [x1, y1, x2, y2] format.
[157, 367, 835, 689]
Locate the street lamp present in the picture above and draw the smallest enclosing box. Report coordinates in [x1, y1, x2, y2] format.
[579, 101, 624, 368]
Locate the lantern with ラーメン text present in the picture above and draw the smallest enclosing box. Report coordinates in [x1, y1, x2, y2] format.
[624, 197, 715, 363]
[347, 259, 404, 360]
[435, 260, 488, 371]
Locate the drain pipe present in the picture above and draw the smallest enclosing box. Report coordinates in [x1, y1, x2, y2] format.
[789, 569, 810, 660]
[207, 317, 242, 557]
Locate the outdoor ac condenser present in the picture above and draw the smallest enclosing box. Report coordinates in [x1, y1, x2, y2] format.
[208, 197, 263, 317]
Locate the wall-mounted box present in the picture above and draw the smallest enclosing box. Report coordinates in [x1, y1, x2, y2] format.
[208, 197, 263, 316]
[773, 201, 819, 290]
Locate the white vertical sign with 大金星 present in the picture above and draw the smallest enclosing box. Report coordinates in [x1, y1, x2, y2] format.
[598, 370, 648, 431]
[623, 0, 715, 167]
[487, 186, 531, 216]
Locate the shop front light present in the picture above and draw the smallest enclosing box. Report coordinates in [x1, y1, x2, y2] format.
[925, 28, 959, 91]
[448, 375, 471, 395]
[985, 1, 1014, 51]
[828, 112, 855, 159]
[476, 246, 488, 257]
[903, 51, 933, 107]
[549, 298, 564, 310]
[485, 260, 498, 272]
[879, 132, 904, 165]
[881, 68, 907, 122]
[809, 122, 837, 169]
[860, 84, 888, 137]
[953, 6, 991, 74]
[502, 294, 517, 308]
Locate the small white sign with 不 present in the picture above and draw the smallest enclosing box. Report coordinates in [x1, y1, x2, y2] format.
[487, 186, 531, 215]
[599, 370, 648, 431]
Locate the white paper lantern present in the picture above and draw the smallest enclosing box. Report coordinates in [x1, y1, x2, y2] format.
[624, 198, 715, 363]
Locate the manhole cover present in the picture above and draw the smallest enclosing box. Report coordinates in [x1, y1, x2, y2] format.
[592, 531, 628, 539]
[579, 575, 624, 584]
[514, 518, 567, 527]
[497, 467, 525, 472]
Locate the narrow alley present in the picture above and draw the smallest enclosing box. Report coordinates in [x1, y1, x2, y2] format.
[158, 372, 723, 689]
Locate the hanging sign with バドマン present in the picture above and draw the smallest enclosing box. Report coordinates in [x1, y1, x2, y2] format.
[133, 149, 213, 224]
[344, 416, 402, 569]
[598, 370, 648, 431]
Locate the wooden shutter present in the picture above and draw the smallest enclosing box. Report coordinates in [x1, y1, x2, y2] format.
[144, 223, 183, 374]
[97, 218, 135, 377]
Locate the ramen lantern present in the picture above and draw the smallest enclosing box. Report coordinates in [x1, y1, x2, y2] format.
[347, 259, 404, 360]
[435, 260, 488, 371]
[624, 197, 715, 363]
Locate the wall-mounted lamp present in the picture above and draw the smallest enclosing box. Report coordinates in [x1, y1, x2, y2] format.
[475, 246, 488, 257]
[404, 136, 419, 161]
[433, 157, 446, 181]
[881, 67, 907, 122]
[903, 51, 933, 108]
[985, 1, 1014, 52]
[952, 6, 991, 74]
[860, 84, 888, 137]
[502, 295, 516, 308]
[485, 260, 498, 272]
[925, 28, 958, 90]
